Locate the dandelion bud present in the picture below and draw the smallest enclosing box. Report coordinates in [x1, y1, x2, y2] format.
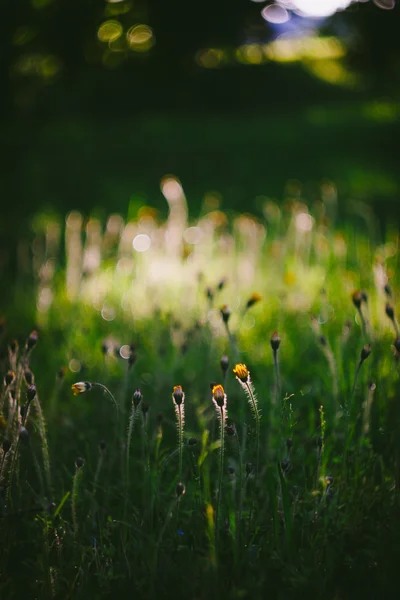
[385, 303, 395, 320]
[176, 482, 186, 497]
[26, 330, 38, 350]
[227, 466, 235, 475]
[71, 381, 92, 396]
[26, 385, 36, 402]
[360, 344, 371, 362]
[361, 290, 368, 303]
[206, 287, 214, 301]
[172, 385, 184, 406]
[352, 290, 362, 309]
[220, 304, 231, 324]
[319, 335, 327, 347]
[233, 363, 249, 383]
[212, 384, 226, 408]
[246, 292, 262, 309]
[132, 388, 142, 408]
[24, 369, 33, 386]
[220, 355, 229, 373]
[246, 462, 253, 476]
[5, 371, 15, 386]
[2, 439, 11, 453]
[384, 283, 392, 297]
[75, 457, 84, 468]
[99, 440, 106, 451]
[18, 426, 29, 442]
[270, 331, 281, 351]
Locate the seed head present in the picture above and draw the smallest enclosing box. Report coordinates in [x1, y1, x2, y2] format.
[233, 363, 249, 383]
[246, 292, 262, 309]
[352, 290, 363, 309]
[172, 385, 184, 406]
[75, 457, 84, 468]
[385, 303, 395, 320]
[26, 330, 38, 350]
[220, 304, 231, 324]
[71, 381, 92, 396]
[360, 344, 371, 362]
[26, 385, 36, 403]
[220, 355, 229, 373]
[212, 384, 226, 408]
[5, 371, 15, 386]
[2, 439, 11, 454]
[176, 482, 186, 497]
[270, 331, 281, 351]
[132, 388, 142, 408]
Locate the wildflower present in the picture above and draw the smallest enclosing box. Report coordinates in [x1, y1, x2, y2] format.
[132, 388, 142, 408]
[26, 330, 38, 350]
[220, 304, 231, 324]
[176, 482, 186, 497]
[172, 385, 184, 406]
[360, 344, 371, 362]
[71, 381, 92, 396]
[246, 292, 262, 309]
[26, 385, 36, 402]
[233, 363, 249, 383]
[5, 371, 15, 386]
[270, 331, 281, 351]
[352, 290, 362, 309]
[220, 355, 229, 374]
[212, 384, 226, 408]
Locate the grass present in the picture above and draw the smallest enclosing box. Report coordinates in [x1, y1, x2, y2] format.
[2, 189, 400, 599]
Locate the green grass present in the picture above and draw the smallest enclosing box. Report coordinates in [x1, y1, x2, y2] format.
[2, 194, 400, 599]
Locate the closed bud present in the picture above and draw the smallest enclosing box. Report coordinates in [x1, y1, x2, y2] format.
[24, 369, 33, 386]
[26, 330, 38, 350]
[75, 457, 84, 468]
[246, 292, 262, 309]
[270, 331, 281, 351]
[227, 466, 235, 475]
[5, 371, 15, 386]
[141, 401, 150, 415]
[360, 344, 371, 362]
[217, 278, 227, 291]
[176, 482, 186, 497]
[26, 385, 36, 402]
[2, 439, 11, 453]
[220, 355, 229, 373]
[384, 283, 392, 297]
[361, 290, 368, 303]
[226, 423, 236, 437]
[212, 384, 225, 408]
[172, 385, 184, 406]
[220, 304, 231, 324]
[352, 290, 362, 309]
[206, 287, 214, 301]
[132, 388, 142, 408]
[18, 426, 29, 442]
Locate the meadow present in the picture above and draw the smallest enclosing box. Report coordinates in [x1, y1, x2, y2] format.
[1, 178, 400, 599]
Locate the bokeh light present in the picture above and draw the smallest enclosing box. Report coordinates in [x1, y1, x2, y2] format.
[126, 25, 154, 52]
[97, 20, 123, 43]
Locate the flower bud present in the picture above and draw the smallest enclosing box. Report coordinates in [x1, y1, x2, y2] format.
[26, 385, 36, 403]
[270, 331, 281, 351]
[176, 482, 186, 497]
[360, 344, 371, 362]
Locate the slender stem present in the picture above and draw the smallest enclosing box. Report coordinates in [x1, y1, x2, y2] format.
[72, 467, 82, 537]
[236, 433, 243, 538]
[126, 407, 137, 489]
[178, 405, 183, 480]
[245, 382, 260, 477]
[215, 407, 225, 548]
[349, 361, 362, 418]
[357, 307, 367, 338]
[93, 383, 119, 414]
[273, 349, 281, 406]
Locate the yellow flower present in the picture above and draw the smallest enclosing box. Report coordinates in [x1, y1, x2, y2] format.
[233, 363, 249, 383]
[71, 381, 92, 396]
[212, 384, 226, 407]
[246, 293, 262, 309]
[172, 385, 184, 406]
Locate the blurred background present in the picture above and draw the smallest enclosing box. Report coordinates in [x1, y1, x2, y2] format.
[2, 0, 400, 254]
